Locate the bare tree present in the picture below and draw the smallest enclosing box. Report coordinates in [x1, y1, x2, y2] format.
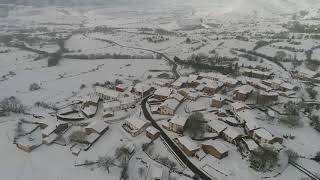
[115, 146, 131, 163]
[97, 156, 115, 173]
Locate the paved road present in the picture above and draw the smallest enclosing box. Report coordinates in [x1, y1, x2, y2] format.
[141, 96, 213, 180]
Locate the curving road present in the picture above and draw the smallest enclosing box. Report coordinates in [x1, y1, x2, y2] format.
[141, 96, 213, 180]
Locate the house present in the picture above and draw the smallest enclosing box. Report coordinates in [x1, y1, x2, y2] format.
[85, 121, 109, 135]
[150, 105, 160, 114]
[262, 79, 283, 89]
[81, 95, 99, 117]
[257, 91, 278, 104]
[123, 117, 149, 137]
[159, 98, 180, 115]
[95, 87, 120, 100]
[177, 88, 199, 101]
[296, 69, 317, 80]
[206, 120, 227, 135]
[170, 93, 185, 103]
[241, 69, 273, 79]
[234, 85, 254, 101]
[203, 81, 223, 95]
[230, 101, 249, 114]
[146, 126, 160, 140]
[153, 87, 172, 100]
[131, 83, 154, 97]
[42, 123, 68, 137]
[172, 76, 188, 89]
[16, 129, 42, 153]
[252, 128, 283, 145]
[176, 136, 199, 156]
[201, 140, 229, 159]
[280, 82, 296, 92]
[221, 127, 242, 144]
[211, 94, 227, 108]
[115, 84, 127, 92]
[238, 138, 259, 156]
[169, 115, 188, 133]
[188, 74, 199, 86]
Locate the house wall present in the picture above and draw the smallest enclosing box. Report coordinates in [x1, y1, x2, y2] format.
[211, 100, 223, 108]
[160, 106, 174, 116]
[202, 145, 228, 159]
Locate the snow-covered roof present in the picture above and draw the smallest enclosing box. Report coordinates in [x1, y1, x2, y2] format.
[126, 117, 148, 129]
[259, 91, 278, 97]
[86, 120, 109, 134]
[224, 117, 238, 124]
[146, 126, 160, 135]
[195, 149, 207, 160]
[230, 101, 249, 111]
[207, 120, 227, 133]
[42, 123, 59, 137]
[212, 94, 227, 102]
[188, 74, 198, 83]
[244, 117, 259, 131]
[280, 82, 295, 90]
[176, 76, 189, 83]
[161, 98, 180, 110]
[223, 127, 242, 140]
[170, 93, 185, 102]
[204, 81, 223, 89]
[298, 69, 317, 78]
[254, 128, 274, 140]
[154, 87, 172, 97]
[235, 85, 254, 94]
[86, 133, 100, 144]
[95, 87, 120, 98]
[170, 115, 188, 127]
[242, 138, 259, 151]
[201, 139, 228, 154]
[177, 136, 199, 151]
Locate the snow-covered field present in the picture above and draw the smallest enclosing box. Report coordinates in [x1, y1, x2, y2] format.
[0, 0, 320, 180]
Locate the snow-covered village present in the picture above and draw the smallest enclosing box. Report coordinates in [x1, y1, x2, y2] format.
[0, 0, 320, 180]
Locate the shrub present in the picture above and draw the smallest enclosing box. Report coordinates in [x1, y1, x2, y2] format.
[29, 83, 41, 91]
[249, 146, 279, 172]
[0, 96, 26, 113]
